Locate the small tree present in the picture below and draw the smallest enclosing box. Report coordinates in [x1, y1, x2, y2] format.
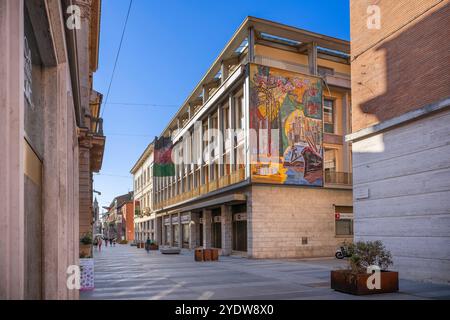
[347, 240, 393, 274]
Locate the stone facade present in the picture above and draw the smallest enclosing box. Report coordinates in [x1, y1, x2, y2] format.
[0, 0, 103, 299]
[349, 0, 450, 283]
[249, 185, 353, 258]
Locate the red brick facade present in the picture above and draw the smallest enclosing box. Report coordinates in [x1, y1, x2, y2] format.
[350, 0, 450, 131]
[122, 201, 135, 241]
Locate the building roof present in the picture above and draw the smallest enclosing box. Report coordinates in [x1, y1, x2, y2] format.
[108, 191, 133, 210]
[130, 141, 154, 174]
[158, 16, 350, 139]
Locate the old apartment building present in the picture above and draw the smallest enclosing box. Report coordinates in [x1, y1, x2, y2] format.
[348, 0, 450, 283]
[133, 17, 353, 258]
[0, 0, 104, 299]
[131, 142, 157, 243]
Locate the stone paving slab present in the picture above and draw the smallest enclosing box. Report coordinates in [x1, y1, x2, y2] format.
[80, 244, 450, 300]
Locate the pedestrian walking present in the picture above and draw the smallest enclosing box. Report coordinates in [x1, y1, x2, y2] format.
[145, 237, 151, 254]
[109, 238, 113, 247]
[105, 237, 108, 247]
[113, 238, 116, 247]
[98, 237, 102, 252]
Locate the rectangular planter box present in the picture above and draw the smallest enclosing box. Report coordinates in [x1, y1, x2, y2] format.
[149, 244, 159, 250]
[211, 248, 219, 261]
[331, 270, 399, 295]
[203, 248, 212, 261]
[195, 248, 204, 261]
[80, 258, 94, 291]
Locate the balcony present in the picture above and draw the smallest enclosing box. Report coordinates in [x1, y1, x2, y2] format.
[154, 167, 246, 210]
[324, 171, 352, 187]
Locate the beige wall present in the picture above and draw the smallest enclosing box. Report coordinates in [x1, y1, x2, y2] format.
[248, 185, 353, 258]
[0, 0, 88, 299]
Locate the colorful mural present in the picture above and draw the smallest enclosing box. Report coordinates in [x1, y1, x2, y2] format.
[249, 64, 323, 186]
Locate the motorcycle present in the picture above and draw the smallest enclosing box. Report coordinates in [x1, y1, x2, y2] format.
[335, 244, 352, 259]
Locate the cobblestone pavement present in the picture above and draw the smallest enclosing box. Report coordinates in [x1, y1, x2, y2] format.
[80, 244, 450, 300]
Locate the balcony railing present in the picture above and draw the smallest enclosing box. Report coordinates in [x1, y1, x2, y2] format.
[154, 167, 246, 210]
[324, 171, 352, 186]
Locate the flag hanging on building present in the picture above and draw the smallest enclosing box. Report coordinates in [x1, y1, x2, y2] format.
[153, 136, 175, 177]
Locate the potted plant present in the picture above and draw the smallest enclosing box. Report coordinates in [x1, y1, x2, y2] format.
[330, 240, 398, 295]
[79, 232, 93, 258]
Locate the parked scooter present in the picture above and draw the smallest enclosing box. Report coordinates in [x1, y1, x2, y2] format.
[335, 244, 352, 259]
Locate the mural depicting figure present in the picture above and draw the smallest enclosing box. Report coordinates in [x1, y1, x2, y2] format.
[249, 64, 323, 186]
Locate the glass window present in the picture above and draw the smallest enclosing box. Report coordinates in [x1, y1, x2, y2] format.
[236, 95, 244, 129]
[324, 99, 334, 134]
[335, 219, 353, 236]
[324, 148, 336, 173]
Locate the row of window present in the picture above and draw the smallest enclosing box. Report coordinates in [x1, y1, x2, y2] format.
[134, 164, 153, 192]
[154, 88, 246, 204]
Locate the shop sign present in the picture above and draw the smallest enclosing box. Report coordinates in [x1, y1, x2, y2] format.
[233, 213, 247, 221]
[181, 214, 190, 223]
[335, 212, 353, 220]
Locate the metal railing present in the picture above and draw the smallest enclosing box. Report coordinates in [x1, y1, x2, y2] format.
[154, 167, 246, 209]
[324, 171, 352, 186]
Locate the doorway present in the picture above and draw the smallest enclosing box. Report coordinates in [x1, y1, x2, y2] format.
[232, 204, 247, 252]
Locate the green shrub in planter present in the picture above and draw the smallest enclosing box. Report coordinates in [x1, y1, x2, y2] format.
[331, 240, 398, 295]
[80, 232, 93, 245]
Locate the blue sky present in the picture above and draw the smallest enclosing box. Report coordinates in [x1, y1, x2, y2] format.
[93, 0, 350, 212]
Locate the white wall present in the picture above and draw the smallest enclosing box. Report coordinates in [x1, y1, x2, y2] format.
[352, 108, 450, 284]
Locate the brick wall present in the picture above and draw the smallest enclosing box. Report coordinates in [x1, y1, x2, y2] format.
[350, 0, 450, 131]
[124, 202, 134, 241]
[249, 185, 353, 258]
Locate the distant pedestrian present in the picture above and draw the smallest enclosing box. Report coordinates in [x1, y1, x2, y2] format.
[105, 237, 108, 247]
[145, 237, 151, 253]
[109, 238, 113, 247]
[113, 238, 116, 247]
[98, 237, 102, 252]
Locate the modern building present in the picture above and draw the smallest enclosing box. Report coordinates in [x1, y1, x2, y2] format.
[135, 17, 353, 258]
[130, 142, 157, 243]
[0, 0, 104, 299]
[348, 0, 450, 283]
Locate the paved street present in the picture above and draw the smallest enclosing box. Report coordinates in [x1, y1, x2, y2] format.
[80, 244, 450, 300]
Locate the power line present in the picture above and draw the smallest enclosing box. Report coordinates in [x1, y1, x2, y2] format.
[106, 133, 153, 137]
[101, 0, 133, 118]
[94, 173, 132, 179]
[106, 102, 179, 108]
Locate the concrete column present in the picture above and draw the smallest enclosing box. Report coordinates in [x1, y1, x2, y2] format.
[308, 42, 318, 75]
[218, 105, 224, 177]
[342, 92, 350, 173]
[168, 214, 173, 246]
[202, 209, 212, 248]
[248, 27, 255, 62]
[229, 94, 236, 172]
[178, 212, 182, 249]
[243, 78, 250, 179]
[0, 0, 25, 300]
[189, 212, 199, 249]
[221, 205, 232, 255]
[155, 216, 162, 245]
[162, 218, 166, 245]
